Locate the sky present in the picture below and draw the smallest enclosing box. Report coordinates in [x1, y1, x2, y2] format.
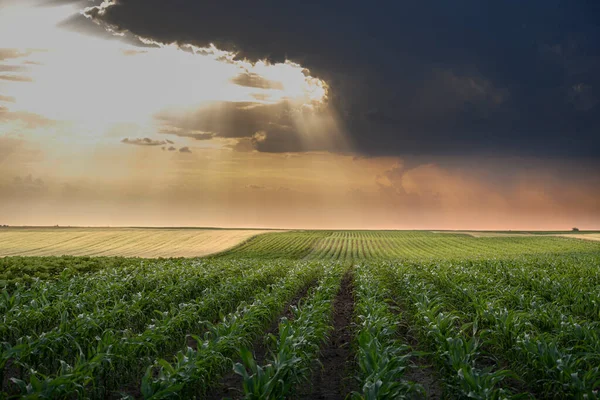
[0, 0, 599, 229]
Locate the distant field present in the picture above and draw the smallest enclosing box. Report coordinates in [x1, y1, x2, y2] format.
[556, 233, 600, 241]
[435, 230, 600, 241]
[217, 230, 600, 260]
[0, 227, 277, 258]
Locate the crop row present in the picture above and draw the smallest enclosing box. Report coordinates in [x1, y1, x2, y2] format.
[235, 264, 344, 398]
[222, 230, 600, 261]
[352, 264, 422, 399]
[139, 262, 325, 399]
[1, 259, 250, 342]
[389, 256, 600, 398]
[0, 256, 139, 287]
[2, 260, 320, 398]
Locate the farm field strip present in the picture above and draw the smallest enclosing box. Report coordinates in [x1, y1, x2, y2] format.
[234, 264, 344, 399]
[389, 264, 518, 398]
[216, 231, 330, 260]
[140, 262, 322, 399]
[352, 264, 422, 399]
[390, 256, 600, 398]
[295, 231, 600, 261]
[0, 256, 141, 287]
[0, 228, 278, 258]
[2, 260, 304, 398]
[1, 259, 249, 343]
[437, 231, 600, 242]
[556, 233, 600, 242]
[2, 230, 600, 398]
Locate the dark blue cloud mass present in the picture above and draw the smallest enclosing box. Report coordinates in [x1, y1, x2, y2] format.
[81, 0, 600, 159]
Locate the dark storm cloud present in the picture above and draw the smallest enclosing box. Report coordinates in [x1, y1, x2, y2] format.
[86, 0, 600, 158]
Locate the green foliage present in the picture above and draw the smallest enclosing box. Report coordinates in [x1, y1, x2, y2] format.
[2, 231, 600, 399]
[0, 256, 139, 287]
[235, 265, 343, 398]
[140, 262, 321, 399]
[220, 230, 600, 262]
[352, 264, 424, 400]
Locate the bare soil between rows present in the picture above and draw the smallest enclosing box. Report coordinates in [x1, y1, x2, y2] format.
[297, 272, 355, 400]
[394, 301, 443, 400]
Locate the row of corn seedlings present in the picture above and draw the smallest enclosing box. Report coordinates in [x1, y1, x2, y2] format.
[422, 255, 600, 322]
[2, 260, 282, 374]
[389, 263, 517, 399]
[2, 260, 300, 398]
[0, 256, 140, 288]
[139, 262, 324, 399]
[351, 264, 423, 400]
[1, 262, 248, 347]
[403, 259, 600, 398]
[1, 259, 244, 342]
[234, 264, 345, 399]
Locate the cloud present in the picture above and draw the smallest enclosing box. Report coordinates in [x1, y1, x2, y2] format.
[245, 184, 265, 190]
[178, 146, 191, 153]
[121, 49, 148, 56]
[0, 136, 24, 163]
[9, 174, 47, 195]
[156, 101, 346, 153]
[226, 137, 255, 152]
[0, 95, 15, 103]
[0, 65, 27, 73]
[121, 137, 167, 146]
[230, 72, 284, 90]
[0, 48, 34, 61]
[0, 108, 55, 128]
[369, 158, 600, 227]
[244, 184, 296, 192]
[569, 83, 598, 111]
[158, 126, 214, 140]
[84, 0, 600, 159]
[0, 74, 33, 82]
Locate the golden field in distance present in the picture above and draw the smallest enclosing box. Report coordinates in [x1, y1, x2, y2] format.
[0, 227, 280, 258]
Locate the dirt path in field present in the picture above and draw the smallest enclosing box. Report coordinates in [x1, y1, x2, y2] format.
[298, 272, 355, 400]
[204, 279, 317, 400]
[394, 303, 443, 399]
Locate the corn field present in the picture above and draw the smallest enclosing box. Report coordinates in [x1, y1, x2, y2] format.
[1, 230, 600, 399]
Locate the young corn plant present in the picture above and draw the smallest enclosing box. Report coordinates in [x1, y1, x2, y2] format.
[390, 263, 518, 399]
[139, 263, 321, 399]
[5, 260, 294, 398]
[234, 265, 343, 399]
[351, 264, 423, 400]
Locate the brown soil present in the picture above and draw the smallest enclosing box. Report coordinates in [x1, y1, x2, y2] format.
[403, 355, 443, 400]
[394, 302, 444, 400]
[2, 358, 21, 395]
[298, 272, 355, 400]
